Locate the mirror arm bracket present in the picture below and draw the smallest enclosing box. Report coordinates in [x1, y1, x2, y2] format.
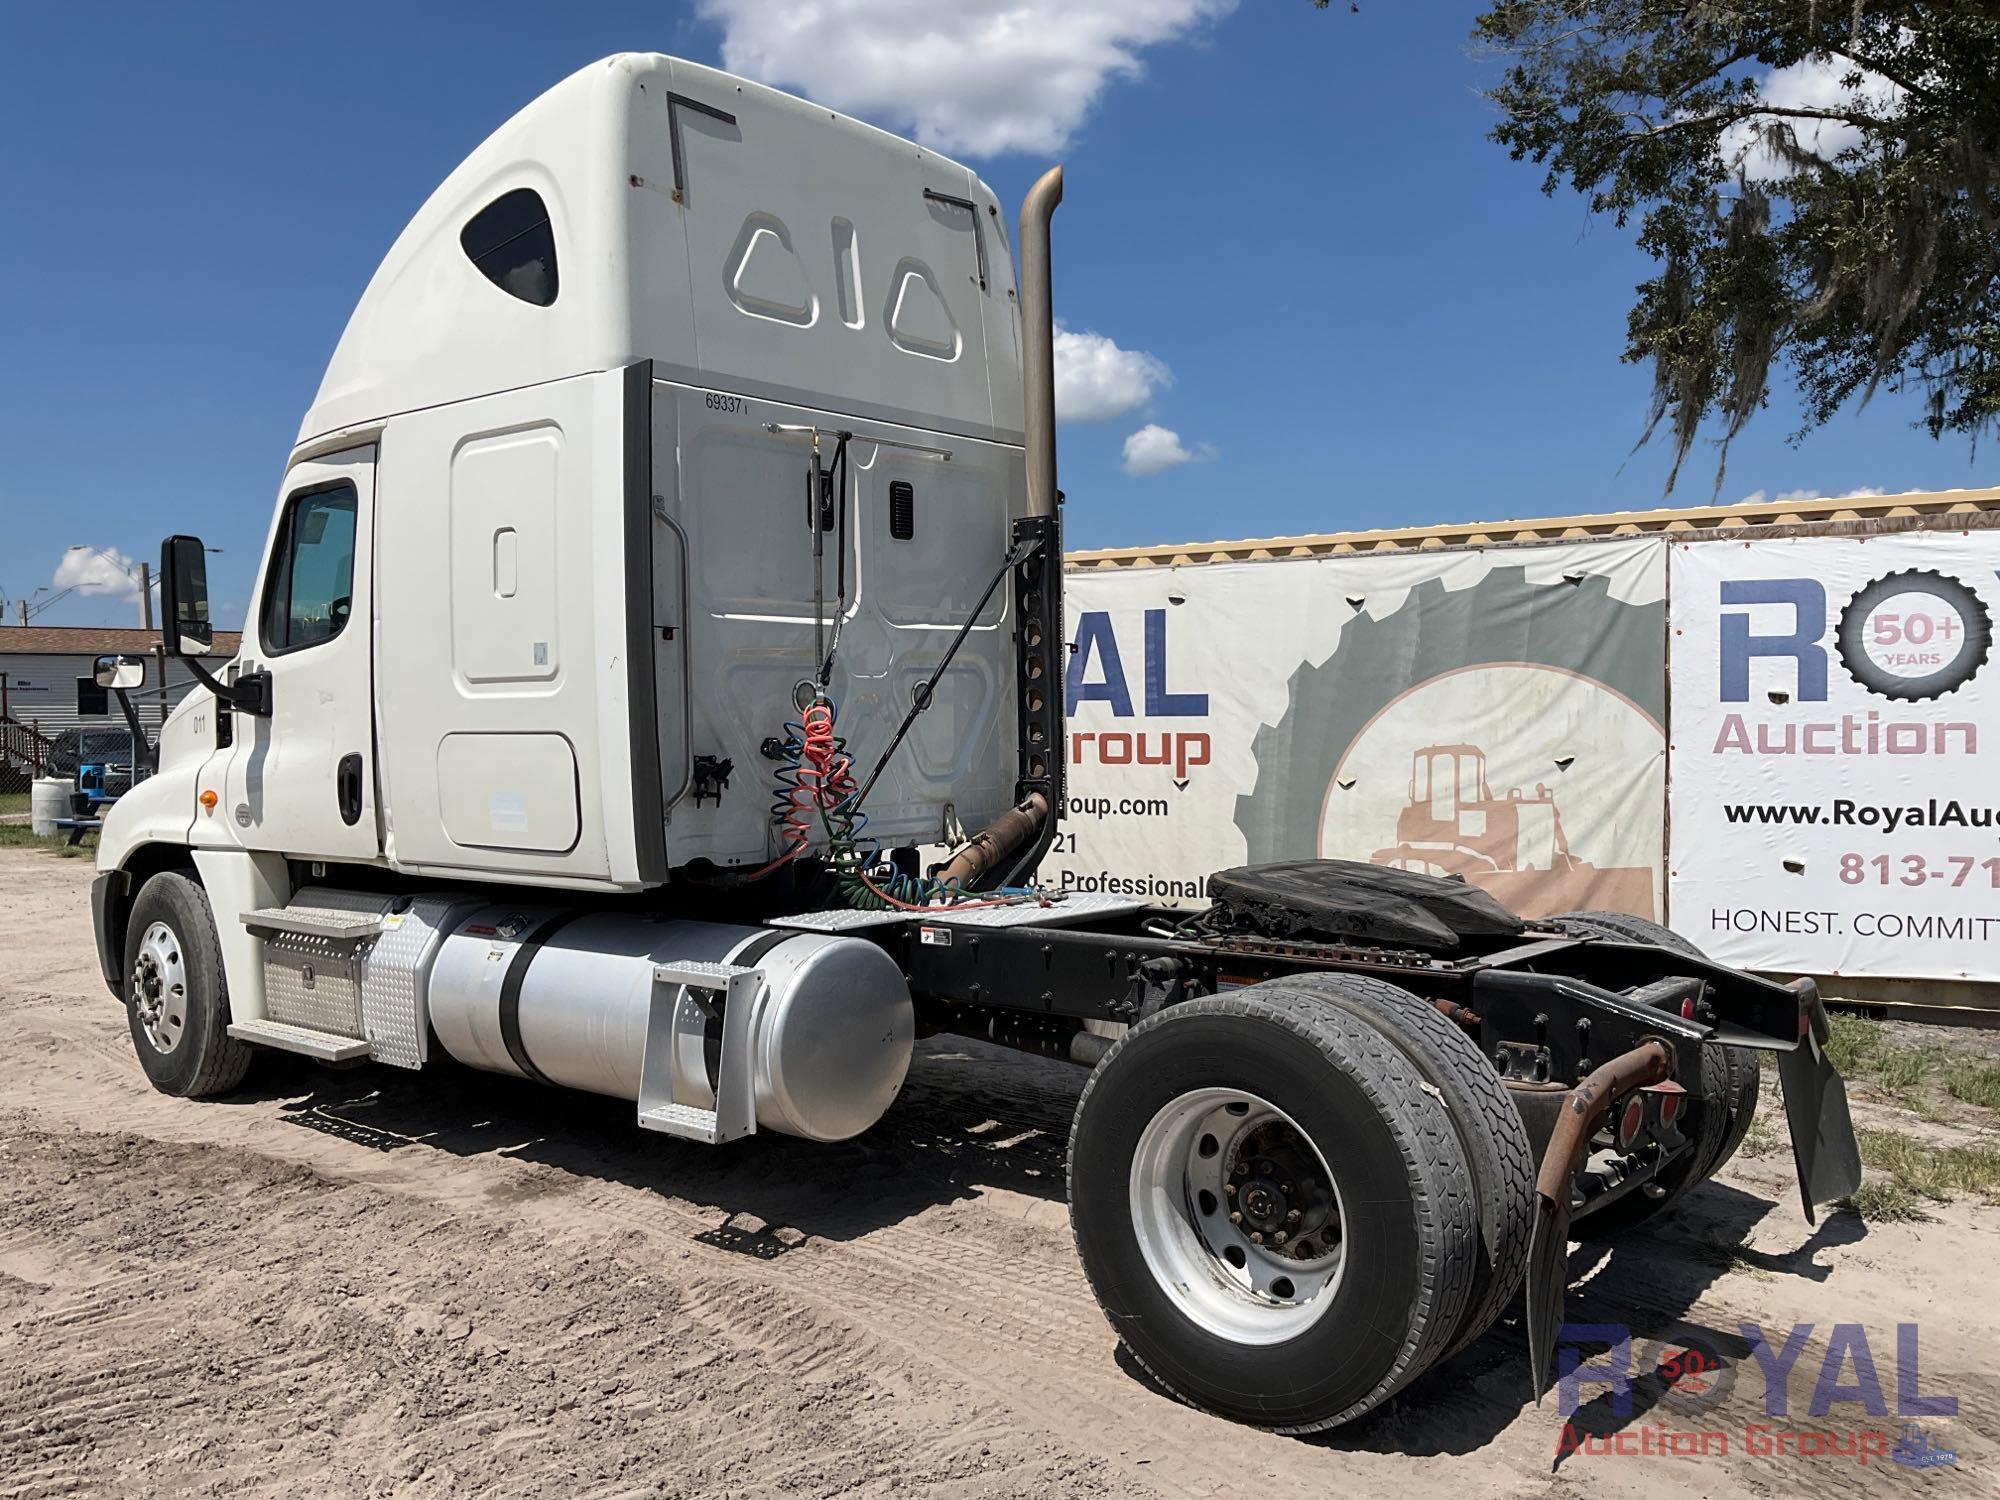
[109, 689, 159, 776]
[178, 656, 271, 717]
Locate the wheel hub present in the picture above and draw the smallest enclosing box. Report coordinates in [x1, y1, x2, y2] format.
[1127, 1088, 1349, 1345]
[1238, 1177, 1284, 1232]
[1230, 1128, 1338, 1258]
[130, 921, 189, 1055]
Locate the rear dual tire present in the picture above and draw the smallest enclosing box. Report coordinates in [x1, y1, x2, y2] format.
[1282, 973, 1534, 1362]
[1068, 978, 1524, 1432]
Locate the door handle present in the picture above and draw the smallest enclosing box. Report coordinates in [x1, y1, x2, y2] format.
[337, 753, 364, 826]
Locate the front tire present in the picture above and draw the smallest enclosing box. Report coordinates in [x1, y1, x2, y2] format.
[123, 871, 252, 1098]
[1067, 984, 1478, 1432]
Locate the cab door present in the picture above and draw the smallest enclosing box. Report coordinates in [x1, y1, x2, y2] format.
[224, 446, 380, 862]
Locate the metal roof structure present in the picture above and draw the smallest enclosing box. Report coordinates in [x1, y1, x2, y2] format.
[0, 626, 243, 656]
[1064, 486, 2000, 570]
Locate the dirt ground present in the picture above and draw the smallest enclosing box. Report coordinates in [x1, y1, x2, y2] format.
[1, 846, 1994, 1498]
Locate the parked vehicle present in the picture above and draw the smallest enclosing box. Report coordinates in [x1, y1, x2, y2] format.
[46, 726, 140, 790]
[89, 54, 1860, 1433]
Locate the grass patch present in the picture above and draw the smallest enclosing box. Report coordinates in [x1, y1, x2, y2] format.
[1944, 1059, 2000, 1111]
[0, 792, 27, 816]
[1870, 1044, 1935, 1097]
[1689, 1239, 1775, 1278]
[0, 824, 90, 858]
[1857, 1127, 2000, 1203]
[1824, 1012, 1884, 1075]
[1842, 1179, 1931, 1223]
[1739, 1117, 1785, 1160]
[1824, 1013, 2000, 1122]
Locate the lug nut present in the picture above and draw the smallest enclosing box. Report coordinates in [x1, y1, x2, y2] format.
[1286, 1209, 1302, 1225]
[1279, 1181, 1294, 1195]
[1272, 1231, 1289, 1247]
[1249, 1232, 1263, 1245]
[1223, 1182, 1236, 1198]
[1229, 1211, 1243, 1225]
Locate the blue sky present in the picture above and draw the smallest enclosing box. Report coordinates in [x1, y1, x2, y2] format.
[2, 1, 1986, 629]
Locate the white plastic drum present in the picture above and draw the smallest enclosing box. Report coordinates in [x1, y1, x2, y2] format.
[30, 777, 69, 838]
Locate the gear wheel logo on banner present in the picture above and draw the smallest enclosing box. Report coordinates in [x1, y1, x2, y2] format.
[1235, 566, 1666, 920]
[1836, 569, 1991, 701]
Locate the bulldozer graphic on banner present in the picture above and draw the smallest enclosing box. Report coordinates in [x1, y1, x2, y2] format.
[1369, 743, 1655, 920]
[1235, 568, 1667, 924]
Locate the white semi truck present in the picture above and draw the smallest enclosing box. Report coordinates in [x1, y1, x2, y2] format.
[88, 53, 1862, 1432]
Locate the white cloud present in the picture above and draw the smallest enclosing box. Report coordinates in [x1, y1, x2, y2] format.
[1122, 423, 1214, 476]
[1719, 51, 1906, 182]
[1055, 323, 1171, 423]
[54, 546, 141, 600]
[1737, 486, 1888, 505]
[699, 0, 1237, 157]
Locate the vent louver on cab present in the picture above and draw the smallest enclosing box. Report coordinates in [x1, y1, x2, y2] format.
[889, 481, 915, 541]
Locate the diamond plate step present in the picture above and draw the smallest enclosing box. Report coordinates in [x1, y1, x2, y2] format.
[241, 907, 387, 943]
[227, 1018, 370, 1063]
[637, 1101, 724, 1144]
[652, 960, 755, 988]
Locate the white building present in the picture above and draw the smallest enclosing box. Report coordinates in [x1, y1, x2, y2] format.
[1, 625, 242, 782]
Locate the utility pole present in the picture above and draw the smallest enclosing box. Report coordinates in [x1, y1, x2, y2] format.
[138, 562, 153, 630]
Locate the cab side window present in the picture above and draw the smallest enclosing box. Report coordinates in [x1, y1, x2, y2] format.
[261, 482, 358, 654]
[461, 188, 558, 306]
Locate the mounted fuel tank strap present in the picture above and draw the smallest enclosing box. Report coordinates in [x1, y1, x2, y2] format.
[734, 926, 795, 970]
[497, 911, 589, 1086]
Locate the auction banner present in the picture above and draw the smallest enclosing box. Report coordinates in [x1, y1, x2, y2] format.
[1668, 533, 2000, 980]
[1043, 537, 1668, 923]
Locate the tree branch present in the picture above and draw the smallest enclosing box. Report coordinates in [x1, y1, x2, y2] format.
[1624, 102, 1913, 143]
[1825, 45, 1931, 102]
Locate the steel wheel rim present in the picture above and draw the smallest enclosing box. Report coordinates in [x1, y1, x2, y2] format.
[1127, 1087, 1346, 1345]
[131, 920, 189, 1055]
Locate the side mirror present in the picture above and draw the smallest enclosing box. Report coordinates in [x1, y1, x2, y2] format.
[160, 534, 213, 657]
[94, 654, 145, 690]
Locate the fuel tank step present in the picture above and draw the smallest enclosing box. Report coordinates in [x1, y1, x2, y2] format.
[227, 1018, 371, 1063]
[639, 961, 761, 1145]
[637, 1100, 728, 1143]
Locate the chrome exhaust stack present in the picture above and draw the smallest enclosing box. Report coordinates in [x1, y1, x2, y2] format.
[1019, 164, 1064, 518]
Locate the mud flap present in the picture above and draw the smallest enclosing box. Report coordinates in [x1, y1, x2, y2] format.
[1525, 1192, 1573, 1404]
[1776, 980, 1862, 1224]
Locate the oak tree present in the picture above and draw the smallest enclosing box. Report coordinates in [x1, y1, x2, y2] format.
[1476, 3, 2000, 491]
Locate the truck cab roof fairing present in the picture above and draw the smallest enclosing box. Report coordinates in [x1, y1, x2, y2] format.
[299, 54, 1022, 450]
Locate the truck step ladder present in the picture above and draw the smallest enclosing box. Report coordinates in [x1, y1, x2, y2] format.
[637, 961, 760, 1145]
[232, 903, 385, 1062]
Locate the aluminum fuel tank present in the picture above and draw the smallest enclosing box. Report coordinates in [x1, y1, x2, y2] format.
[428, 910, 913, 1142]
